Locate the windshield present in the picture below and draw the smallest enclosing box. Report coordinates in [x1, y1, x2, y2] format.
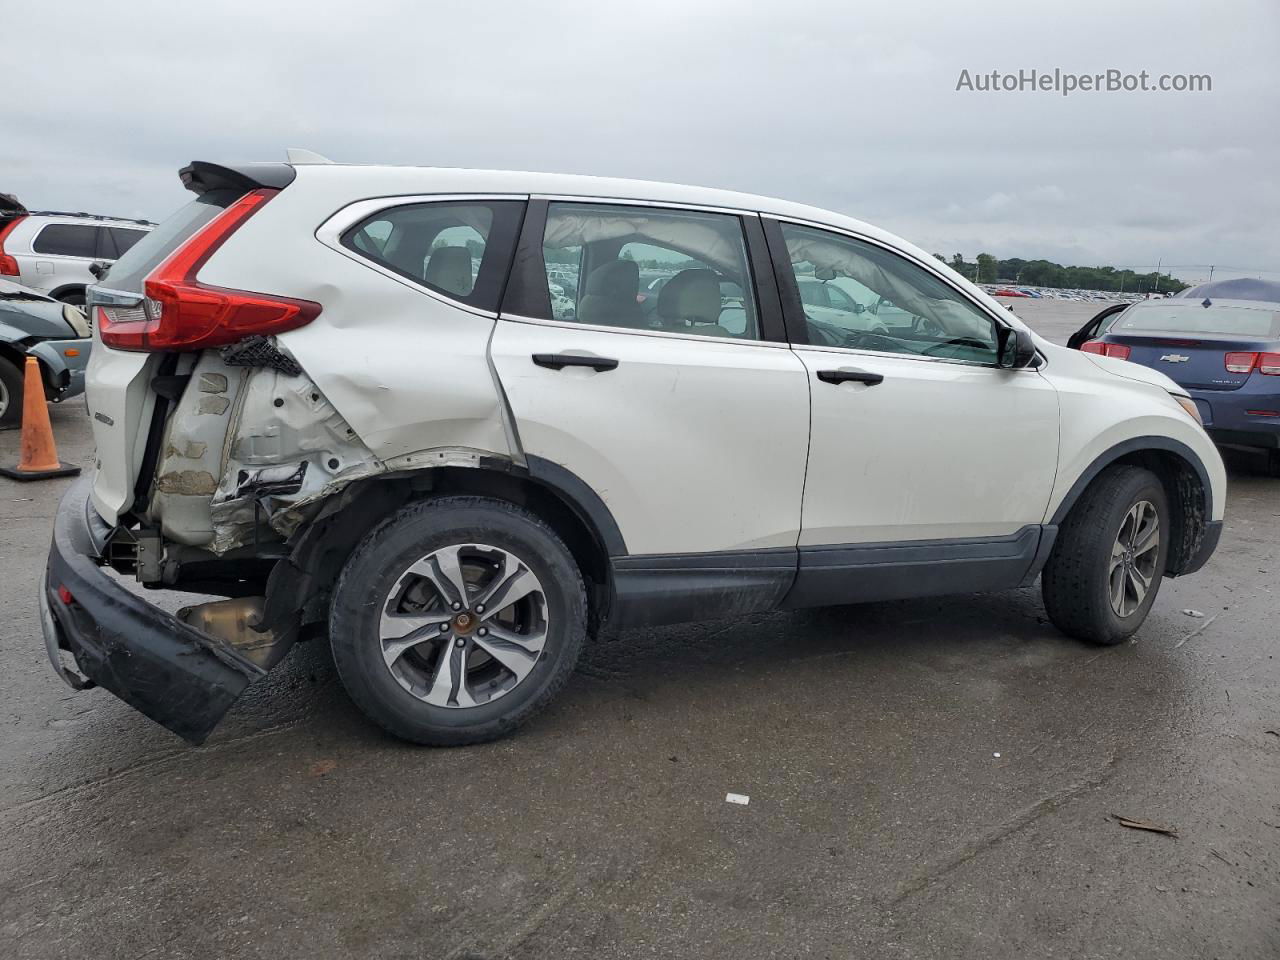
[1110, 303, 1280, 338]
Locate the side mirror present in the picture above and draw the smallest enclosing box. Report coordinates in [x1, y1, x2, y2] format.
[998, 325, 1037, 368]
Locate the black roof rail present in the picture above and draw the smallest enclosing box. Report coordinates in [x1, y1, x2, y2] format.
[179, 161, 297, 196]
[24, 210, 156, 226]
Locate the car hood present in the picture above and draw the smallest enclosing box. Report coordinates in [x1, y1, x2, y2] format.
[0, 298, 77, 341]
[1081, 353, 1182, 393]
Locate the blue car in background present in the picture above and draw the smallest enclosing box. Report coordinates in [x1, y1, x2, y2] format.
[0, 278, 92, 429]
[1069, 279, 1280, 475]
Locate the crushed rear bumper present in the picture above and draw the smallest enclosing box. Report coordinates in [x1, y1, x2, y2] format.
[41, 475, 264, 744]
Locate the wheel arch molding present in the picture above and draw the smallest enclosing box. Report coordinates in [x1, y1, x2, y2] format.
[1050, 436, 1217, 577]
[258, 458, 627, 641]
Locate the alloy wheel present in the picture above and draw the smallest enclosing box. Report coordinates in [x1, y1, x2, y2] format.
[378, 543, 548, 708]
[1109, 500, 1160, 617]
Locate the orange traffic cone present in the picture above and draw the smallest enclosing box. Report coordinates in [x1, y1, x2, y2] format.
[0, 356, 81, 481]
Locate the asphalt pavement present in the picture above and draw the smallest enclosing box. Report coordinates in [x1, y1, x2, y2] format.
[1, 299, 1276, 959]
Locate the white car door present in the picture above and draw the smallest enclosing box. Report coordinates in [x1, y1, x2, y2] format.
[764, 218, 1060, 606]
[490, 200, 811, 564]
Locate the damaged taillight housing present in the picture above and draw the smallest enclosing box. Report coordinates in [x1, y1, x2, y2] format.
[97, 189, 321, 351]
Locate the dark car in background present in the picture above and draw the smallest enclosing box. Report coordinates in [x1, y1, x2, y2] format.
[0, 278, 92, 428]
[1070, 282, 1280, 474]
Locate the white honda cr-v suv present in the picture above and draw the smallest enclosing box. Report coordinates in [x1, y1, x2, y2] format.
[40, 157, 1224, 746]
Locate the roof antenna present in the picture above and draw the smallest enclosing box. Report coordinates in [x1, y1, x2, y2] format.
[286, 148, 332, 164]
[1201, 297, 1212, 308]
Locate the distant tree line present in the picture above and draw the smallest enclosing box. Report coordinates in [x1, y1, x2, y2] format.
[933, 253, 1189, 294]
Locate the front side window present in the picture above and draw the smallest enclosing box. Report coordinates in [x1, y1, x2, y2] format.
[342, 200, 524, 311]
[780, 223, 999, 364]
[540, 202, 760, 340]
[32, 223, 98, 258]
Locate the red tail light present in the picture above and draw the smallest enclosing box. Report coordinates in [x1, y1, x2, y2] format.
[98, 189, 320, 351]
[1224, 352, 1257, 374]
[1258, 352, 1280, 376]
[1081, 340, 1131, 360]
[0, 215, 26, 275]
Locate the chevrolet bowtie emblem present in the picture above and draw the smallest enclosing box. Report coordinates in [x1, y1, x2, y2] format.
[1159, 354, 1190, 363]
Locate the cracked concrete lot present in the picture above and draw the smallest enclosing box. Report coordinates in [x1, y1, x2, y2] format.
[1, 300, 1277, 959]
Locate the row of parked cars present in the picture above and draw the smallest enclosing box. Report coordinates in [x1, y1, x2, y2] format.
[0, 195, 154, 426]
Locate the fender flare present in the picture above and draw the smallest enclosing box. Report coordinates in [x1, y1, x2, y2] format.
[1049, 435, 1215, 525]
[524, 454, 627, 557]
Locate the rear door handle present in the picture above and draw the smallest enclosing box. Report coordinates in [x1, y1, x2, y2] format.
[816, 368, 884, 386]
[532, 353, 619, 372]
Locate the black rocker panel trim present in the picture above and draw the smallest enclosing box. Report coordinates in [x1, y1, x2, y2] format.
[782, 525, 1043, 609]
[609, 548, 797, 629]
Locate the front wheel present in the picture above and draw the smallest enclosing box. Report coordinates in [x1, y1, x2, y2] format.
[329, 496, 587, 745]
[1042, 466, 1169, 645]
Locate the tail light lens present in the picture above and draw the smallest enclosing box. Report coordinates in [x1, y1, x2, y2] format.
[1225, 352, 1258, 374]
[1081, 340, 1131, 360]
[98, 189, 320, 351]
[1258, 353, 1280, 376]
[0, 215, 26, 275]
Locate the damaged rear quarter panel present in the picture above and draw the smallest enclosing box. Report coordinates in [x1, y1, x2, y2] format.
[151, 353, 384, 552]
[193, 174, 513, 465]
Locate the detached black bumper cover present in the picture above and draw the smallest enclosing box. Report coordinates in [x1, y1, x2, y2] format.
[41, 477, 264, 744]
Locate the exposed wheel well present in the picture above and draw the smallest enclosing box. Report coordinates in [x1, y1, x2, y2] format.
[49, 284, 86, 303]
[261, 466, 614, 640]
[0, 342, 55, 397]
[1063, 448, 1208, 577]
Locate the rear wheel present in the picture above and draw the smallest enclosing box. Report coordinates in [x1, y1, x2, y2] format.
[329, 496, 587, 745]
[54, 289, 85, 307]
[0, 357, 23, 430]
[1042, 466, 1169, 645]
[1266, 448, 1280, 478]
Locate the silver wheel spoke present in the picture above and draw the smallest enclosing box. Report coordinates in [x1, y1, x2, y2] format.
[425, 638, 475, 708]
[379, 609, 452, 668]
[473, 624, 545, 682]
[475, 563, 541, 621]
[1110, 564, 1127, 615]
[408, 545, 471, 608]
[1132, 520, 1159, 558]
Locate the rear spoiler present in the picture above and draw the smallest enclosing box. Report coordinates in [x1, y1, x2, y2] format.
[179, 161, 296, 197]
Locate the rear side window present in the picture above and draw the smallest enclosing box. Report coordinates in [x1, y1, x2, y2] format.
[107, 227, 148, 259]
[341, 201, 525, 312]
[32, 224, 98, 258]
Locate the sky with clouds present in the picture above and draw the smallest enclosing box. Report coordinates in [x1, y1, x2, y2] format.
[5, 0, 1277, 283]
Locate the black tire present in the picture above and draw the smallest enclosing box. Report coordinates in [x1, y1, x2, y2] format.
[329, 496, 587, 745]
[0, 357, 23, 430]
[54, 289, 85, 306]
[1266, 448, 1280, 479]
[1042, 466, 1169, 645]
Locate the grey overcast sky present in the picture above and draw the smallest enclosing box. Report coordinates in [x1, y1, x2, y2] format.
[4, 0, 1277, 283]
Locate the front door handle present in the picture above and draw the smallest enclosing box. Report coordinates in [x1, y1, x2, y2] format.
[816, 368, 884, 386]
[532, 353, 619, 372]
